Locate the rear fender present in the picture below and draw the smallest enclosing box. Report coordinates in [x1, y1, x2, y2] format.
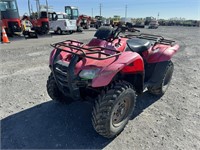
[146, 44, 179, 63]
[92, 52, 144, 87]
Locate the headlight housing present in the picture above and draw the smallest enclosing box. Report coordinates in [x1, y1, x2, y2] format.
[79, 68, 100, 80]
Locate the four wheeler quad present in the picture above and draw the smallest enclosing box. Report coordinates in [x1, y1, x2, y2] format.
[47, 26, 180, 138]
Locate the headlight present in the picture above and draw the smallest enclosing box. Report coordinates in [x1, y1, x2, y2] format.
[79, 69, 100, 79]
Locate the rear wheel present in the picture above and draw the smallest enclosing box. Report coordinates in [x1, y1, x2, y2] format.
[47, 73, 70, 103]
[92, 80, 136, 138]
[56, 28, 62, 35]
[148, 61, 174, 96]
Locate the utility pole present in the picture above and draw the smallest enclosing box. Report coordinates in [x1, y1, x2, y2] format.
[92, 8, 93, 18]
[125, 5, 127, 22]
[46, 0, 48, 16]
[35, 0, 40, 18]
[28, 0, 31, 16]
[100, 3, 102, 16]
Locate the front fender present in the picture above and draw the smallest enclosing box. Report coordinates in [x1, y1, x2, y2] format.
[91, 51, 144, 87]
[49, 49, 57, 67]
[49, 41, 82, 67]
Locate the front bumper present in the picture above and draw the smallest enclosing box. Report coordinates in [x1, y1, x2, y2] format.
[51, 53, 88, 100]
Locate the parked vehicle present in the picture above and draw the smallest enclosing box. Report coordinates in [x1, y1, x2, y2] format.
[27, 0, 49, 34]
[64, 6, 81, 32]
[145, 16, 159, 29]
[47, 26, 180, 138]
[125, 22, 141, 32]
[110, 15, 121, 27]
[90, 18, 96, 28]
[148, 20, 159, 29]
[0, 0, 22, 36]
[77, 14, 91, 29]
[94, 16, 103, 29]
[48, 12, 76, 34]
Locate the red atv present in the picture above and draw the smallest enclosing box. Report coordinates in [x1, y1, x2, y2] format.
[47, 26, 179, 138]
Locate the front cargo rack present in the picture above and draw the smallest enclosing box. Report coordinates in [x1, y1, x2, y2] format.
[125, 33, 175, 46]
[51, 40, 121, 60]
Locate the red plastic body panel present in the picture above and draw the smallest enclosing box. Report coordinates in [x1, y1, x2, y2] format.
[29, 18, 49, 27]
[49, 36, 179, 88]
[2, 18, 21, 28]
[49, 40, 81, 66]
[91, 52, 143, 87]
[121, 58, 144, 73]
[143, 44, 180, 63]
[50, 38, 144, 87]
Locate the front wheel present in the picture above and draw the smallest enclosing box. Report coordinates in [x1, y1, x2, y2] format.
[92, 80, 136, 138]
[148, 61, 174, 96]
[47, 73, 70, 103]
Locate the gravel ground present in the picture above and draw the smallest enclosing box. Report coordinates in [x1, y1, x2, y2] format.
[0, 26, 200, 150]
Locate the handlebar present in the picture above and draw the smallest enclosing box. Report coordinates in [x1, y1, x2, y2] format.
[110, 25, 140, 41]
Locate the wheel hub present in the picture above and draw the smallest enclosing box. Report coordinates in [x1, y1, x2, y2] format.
[112, 98, 130, 126]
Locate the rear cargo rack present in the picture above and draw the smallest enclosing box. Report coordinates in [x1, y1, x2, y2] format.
[125, 33, 175, 45]
[51, 40, 121, 60]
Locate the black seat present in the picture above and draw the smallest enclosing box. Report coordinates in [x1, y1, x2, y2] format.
[127, 38, 151, 53]
[94, 26, 114, 40]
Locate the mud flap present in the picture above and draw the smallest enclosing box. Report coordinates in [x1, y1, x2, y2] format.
[147, 61, 170, 87]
